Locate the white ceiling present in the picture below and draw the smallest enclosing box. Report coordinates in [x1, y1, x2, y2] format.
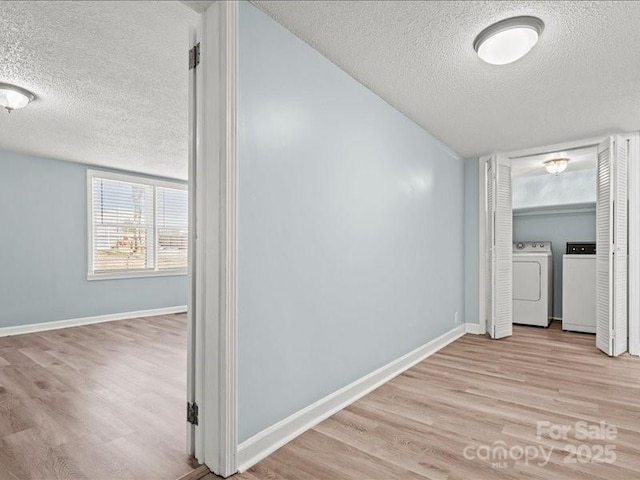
[254, 1, 640, 159]
[4, 2, 639, 178]
[182, 1, 214, 14]
[0, 1, 198, 180]
[511, 145, 597, 178]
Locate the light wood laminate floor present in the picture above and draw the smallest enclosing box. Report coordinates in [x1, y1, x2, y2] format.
[236, 322, 640, 480]
[0, 314, 196, 480]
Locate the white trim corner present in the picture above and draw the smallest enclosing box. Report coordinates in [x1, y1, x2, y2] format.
[465, 323, 484, 335]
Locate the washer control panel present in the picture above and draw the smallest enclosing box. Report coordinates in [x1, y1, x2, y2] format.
[513, 241, 552, 253]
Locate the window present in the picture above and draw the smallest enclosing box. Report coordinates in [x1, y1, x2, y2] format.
[88, 170, 188, 279]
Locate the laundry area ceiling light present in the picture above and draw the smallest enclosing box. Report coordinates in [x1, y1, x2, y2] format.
[474, 16, 544, 65]
[0, 82, 35, 112]
[544, 158, 570, 175]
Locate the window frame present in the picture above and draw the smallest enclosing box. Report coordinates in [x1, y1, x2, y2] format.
[87, 169, 188, 281]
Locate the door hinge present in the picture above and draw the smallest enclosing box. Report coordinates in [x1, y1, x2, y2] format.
[189, 43, 201, 70]
[187, 401, 199, 425]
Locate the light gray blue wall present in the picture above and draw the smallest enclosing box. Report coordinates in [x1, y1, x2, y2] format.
[0, 150, 188, 328]
[464, 160, 479, 323]
[513, 208, 596, 318]
[238, 2, 465, 442]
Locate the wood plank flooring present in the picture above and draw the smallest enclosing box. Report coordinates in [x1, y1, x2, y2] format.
[0, 314, 196, 480]
[177, 465, 211, 480]
[236, 322, 640, 480]
[3, 318, 639, 479]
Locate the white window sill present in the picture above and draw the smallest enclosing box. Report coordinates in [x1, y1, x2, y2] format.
[88, 270, 188, 281]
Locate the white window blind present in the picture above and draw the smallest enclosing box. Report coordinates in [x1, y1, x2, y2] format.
[156, 186, 188, 271]
[88, 171, 187, 279]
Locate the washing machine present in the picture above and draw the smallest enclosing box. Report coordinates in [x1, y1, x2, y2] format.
[512, 241, 553, 327]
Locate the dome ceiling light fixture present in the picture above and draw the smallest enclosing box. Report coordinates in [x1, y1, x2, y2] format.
[544, 157, 570, 175]
[0, 82, 36, 112]
[473, 16, 544, 65]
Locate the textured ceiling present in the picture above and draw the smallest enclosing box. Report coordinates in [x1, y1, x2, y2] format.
[0, 1, 198, 180]
[182, 0, 214, 13]
[511, 145, 596, 178]
[254, 1, 640, 159]
[181, 1, 214, 14]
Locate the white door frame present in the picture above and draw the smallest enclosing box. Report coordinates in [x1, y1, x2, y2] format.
[189, 1, 239, 477]
[626, 132, 640, 355]
[186, 17, 200, 458]
[477, 133, 639, 355]
[478, 156, 489, 334]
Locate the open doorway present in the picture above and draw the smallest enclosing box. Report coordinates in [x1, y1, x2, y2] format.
[479, 133, 640, 357]
[511, 145, 597, 334]
[0, 1, 204, 479]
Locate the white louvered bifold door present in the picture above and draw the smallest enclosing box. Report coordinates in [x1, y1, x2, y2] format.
[486, 155, 513, 339]
[596, 137, 615, 355]
[596, 136, 629, 356]
[596, 138, 614, 354]
[494, 156, 513, 338]
[613, 136, 629, 355]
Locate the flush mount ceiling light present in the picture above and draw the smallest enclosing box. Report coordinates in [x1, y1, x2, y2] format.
[0, 82, 36, 112]
[544, 158, 570, 175]
[474, 16, 544, 65]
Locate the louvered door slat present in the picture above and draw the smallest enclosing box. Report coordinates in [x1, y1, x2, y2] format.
[613, 136, 629, 355]
[486, 160, 494, 336]
[494, 158, 513, 338]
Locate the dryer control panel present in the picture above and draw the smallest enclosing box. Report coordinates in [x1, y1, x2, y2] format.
[513, 241, 552, 253]
[566, 242, 596, 255]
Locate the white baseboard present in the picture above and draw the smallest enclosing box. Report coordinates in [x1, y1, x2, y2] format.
[0, 306, 188, 338]
[465, 323, 484, 335]
[236, 324, 467, 472]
